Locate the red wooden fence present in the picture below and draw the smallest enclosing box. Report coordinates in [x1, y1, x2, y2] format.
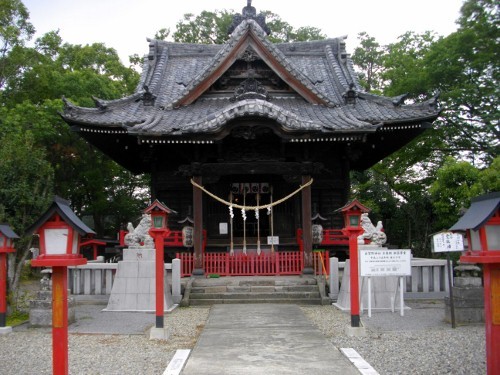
[176, 250, 329, 277]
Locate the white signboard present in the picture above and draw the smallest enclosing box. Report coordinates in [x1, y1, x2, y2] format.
[432, 232, 464, 253]
[219, 223, 228, 235]
[360, 249, 412, 277]
[267, 236, 279, 245]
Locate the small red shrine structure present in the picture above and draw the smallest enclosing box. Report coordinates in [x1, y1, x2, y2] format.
[451, 192, 500, 374]
[61, 1, 440, 275]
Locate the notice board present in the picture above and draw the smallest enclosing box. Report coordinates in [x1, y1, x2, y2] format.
[360, 249, 412, 277]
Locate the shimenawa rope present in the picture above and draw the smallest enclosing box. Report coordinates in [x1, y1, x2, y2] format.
[190, 178, 313, 211]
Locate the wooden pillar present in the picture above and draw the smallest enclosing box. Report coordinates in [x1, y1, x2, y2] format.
[52, 266, 69, 375]
[192, 175, 204, 276]
[0, 253, 7, 327]
[301, 175, 314, 274]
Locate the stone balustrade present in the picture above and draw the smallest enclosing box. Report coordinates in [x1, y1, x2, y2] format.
[68, 258, 182, 303]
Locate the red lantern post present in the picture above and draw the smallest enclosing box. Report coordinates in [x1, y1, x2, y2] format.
[27, 197, 94, 375]
[451, 192, 500, 374]
[336, 199, 370, 328]
[144, 199, 174, 329]
[0, 224, 19, 334]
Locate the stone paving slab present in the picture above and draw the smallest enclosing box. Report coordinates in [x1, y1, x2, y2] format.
[181, 304, 358, 375]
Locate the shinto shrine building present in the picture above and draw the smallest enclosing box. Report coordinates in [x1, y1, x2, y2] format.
[61, 2, 440, 276]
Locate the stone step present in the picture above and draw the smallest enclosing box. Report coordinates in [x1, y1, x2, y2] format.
[190, 285, 319, 294]
[190, 292, 321, 300]
[192, 276, 317, 288]
[189, 298, 323, 306]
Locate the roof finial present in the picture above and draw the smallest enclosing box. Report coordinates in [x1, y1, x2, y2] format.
[228, 1, 270, 35]
[242, 0, 256, 18]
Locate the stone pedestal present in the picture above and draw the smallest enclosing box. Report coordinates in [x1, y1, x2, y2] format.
[445, 275, 484, 324]
[105, 248, 174, 312]
[29, 289, 76, 327]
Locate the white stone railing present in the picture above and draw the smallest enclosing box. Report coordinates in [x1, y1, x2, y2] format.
[329, 257, 449, 300]
[68, 259, 182, 303]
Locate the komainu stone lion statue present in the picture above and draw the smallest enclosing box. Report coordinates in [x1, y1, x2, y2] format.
[124, 214, 154, 248]
[357, 213, 387, 246]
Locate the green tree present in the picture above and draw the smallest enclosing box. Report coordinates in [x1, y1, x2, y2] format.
[1, 25, 149, 239]
[430, 156, 499, 230]
[171, 9, 325, 44]
[351, 32, 385, 93]
[429, 157, 482, 230]
[0, 130, 53, 294]
[0, 0, 35, 90]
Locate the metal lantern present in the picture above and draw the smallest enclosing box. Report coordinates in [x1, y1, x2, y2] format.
[144, 199, 175, 230]
[336, 199, 370, 230]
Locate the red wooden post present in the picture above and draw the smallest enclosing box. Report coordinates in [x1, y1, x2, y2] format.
[0, 253, 6, 327]
[347, 229, 363, 327]
[336, 199, 371, 328]
[153, 232, 166, 328]
[52, 266, 69, 375]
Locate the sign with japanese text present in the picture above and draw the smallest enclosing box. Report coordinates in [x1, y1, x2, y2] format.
[360, 249, 412, 277]
[432, 232, 464, 253]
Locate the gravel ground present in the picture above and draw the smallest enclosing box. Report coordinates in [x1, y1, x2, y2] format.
[0, 301, 486, 375]
[301, 301, 486, 375]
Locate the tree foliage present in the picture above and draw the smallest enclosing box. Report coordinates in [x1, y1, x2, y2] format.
[350, 0, 499, 255]
[171, 9, 325, 44]
[0, 130, 53, 291]
[0, 0, 34, 90]
[351, 32, 385, 93]
[0, 0, 149, 300]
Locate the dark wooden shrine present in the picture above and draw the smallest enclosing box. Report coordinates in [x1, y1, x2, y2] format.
[61, 2, 440, 275]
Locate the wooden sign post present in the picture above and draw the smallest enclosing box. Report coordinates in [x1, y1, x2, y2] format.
[432, 231, 465, 328]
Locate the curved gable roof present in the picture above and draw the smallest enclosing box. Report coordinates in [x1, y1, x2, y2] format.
[60, 8, 440, 146]
[172, 19, 331, 108]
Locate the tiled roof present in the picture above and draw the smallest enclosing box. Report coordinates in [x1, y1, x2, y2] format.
[62, 18, 440, 138]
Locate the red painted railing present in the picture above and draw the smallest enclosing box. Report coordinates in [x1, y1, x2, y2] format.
[296, 228, 349, 250]
[176, 251, 329, 277]
[321, 229, 349, 245]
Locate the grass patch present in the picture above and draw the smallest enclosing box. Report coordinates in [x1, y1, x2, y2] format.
[7, 310, 29, 326]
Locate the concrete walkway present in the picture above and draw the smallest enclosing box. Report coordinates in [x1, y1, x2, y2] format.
[181, 304, 359, 375]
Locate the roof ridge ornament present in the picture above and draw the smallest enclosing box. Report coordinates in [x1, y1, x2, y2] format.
[141, 85, 157, 106]
[343, 83, 358, 105]
[230, 77, 270, 102]
[228, 1, 271, 36]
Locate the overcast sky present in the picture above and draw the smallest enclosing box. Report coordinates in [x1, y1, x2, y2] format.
[23, 0, 465, 64]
